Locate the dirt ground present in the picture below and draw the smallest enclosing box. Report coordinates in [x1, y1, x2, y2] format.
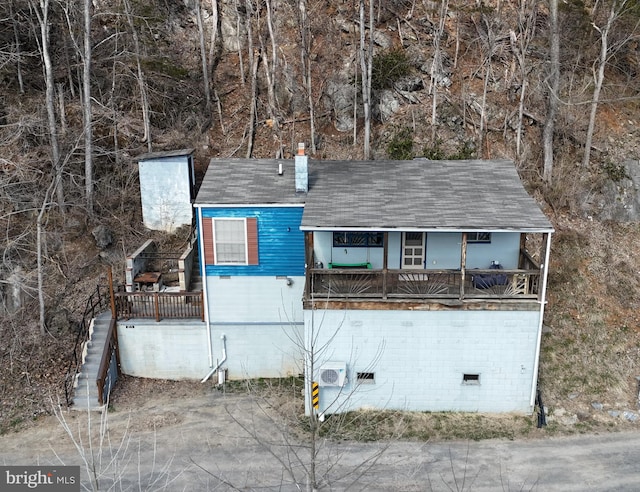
[1, 377, 640, 490]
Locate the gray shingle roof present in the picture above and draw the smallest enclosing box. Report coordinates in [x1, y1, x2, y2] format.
[195, 159, 307, 206]
[137, 148, 194, 161]
[195, 157, 553, 232]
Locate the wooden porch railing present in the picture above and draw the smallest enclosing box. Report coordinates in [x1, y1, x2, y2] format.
[308, 268, 541, 301]
[114, 290, 204, 321]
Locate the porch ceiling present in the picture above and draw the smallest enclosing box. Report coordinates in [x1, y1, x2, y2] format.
[301, 159, 553, 232]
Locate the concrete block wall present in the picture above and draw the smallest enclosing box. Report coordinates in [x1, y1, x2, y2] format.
[125, 239, 157, 292]
[117, 319, 209, 379]
[209, 323, 303, 380]
[116, 317, 303, 382]
[304, 309, 541, 414]
[178, 244, 195, 291]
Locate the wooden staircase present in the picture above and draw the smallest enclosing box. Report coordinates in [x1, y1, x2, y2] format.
[71, 311, 114, 411]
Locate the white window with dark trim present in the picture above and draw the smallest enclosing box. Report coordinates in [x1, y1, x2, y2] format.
[214, 219, 246, 264]
[202, 217, 259, 266]
[467, 232, 491, 243]
[333, 232, 384, 247]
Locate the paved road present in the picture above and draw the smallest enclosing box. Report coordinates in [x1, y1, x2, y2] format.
[1, 392, 639, 490]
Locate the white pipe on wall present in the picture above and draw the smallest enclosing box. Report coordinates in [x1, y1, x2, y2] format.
[201, 334, 227, 383]
[197, 206, 214, 369]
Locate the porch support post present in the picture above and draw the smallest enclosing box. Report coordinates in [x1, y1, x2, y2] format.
[538, 232, 551, 303]
[304, 232, 313, 301]
[382, 232, 388, 299]
[530, 231, 553, 409]
[460, 232, 468, 300]
[519, 233, 527, 269]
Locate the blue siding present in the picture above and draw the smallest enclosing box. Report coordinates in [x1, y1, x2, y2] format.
[200, 207, 305, 276]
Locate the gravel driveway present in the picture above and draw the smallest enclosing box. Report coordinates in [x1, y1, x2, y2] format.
[1, 380, 639, 491]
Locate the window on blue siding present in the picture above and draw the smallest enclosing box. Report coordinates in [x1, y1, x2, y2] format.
[214, 219, 246, 264]
[467, 232, 491, 243]
[333, 232, 384, 247]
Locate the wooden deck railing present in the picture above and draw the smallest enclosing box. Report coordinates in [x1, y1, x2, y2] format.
[96, 318, 118, 406]
[114, 290, 204, 321]
[308, 268, 541, 301]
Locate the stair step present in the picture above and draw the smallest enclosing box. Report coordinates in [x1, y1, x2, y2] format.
[71, 399, 104, 412]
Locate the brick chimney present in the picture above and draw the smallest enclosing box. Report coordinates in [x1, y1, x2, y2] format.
[295, 143, 308, 193]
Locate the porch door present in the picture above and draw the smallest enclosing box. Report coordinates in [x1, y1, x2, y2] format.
[402, 232, 426, 269]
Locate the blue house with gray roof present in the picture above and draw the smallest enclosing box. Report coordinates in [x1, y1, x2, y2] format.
[188, 145, 554, 415]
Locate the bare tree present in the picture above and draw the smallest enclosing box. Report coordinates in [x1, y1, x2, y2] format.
[83, 0, 93, 215]
[543, 0, 559, 183]
[9, 0, 25, 94]
[208, 0, 225, 133]
[31, 0, 65, 212]
[359, 0, 373, 159]
[207, 0, 222, 70]
[244, 0, 258, 158]
[36, 178, 57, 335]
[194, 0, 211, 111]
[430, 0, 449, 144]
[509, 1, 537, 159]
[194, 308, 393, 491]
[123, 0, 152, 152]
[260, 0, 283, 156]
[582, 0, 634, 168]
[298, 0, 316, 153]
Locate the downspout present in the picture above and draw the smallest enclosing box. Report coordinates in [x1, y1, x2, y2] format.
[201, 334, 227, 383]
[530, 232, 553, 409]
[197, 206, 213, 369]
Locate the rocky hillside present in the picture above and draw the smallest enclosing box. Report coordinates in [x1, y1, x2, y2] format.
[2, 0, 640, 432]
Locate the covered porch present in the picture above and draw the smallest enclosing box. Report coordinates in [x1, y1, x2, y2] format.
[303, 231, 550, 306]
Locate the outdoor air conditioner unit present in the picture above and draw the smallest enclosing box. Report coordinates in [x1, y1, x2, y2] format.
[318, 362, 347, 387]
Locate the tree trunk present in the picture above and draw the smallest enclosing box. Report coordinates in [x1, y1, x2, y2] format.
[245, 0, 257, 158]
[83, 0, 94, 215]
[34, 0, 65, 212]
[195, 0, 211, 111]
[359, 0, 373, 160]
[582, 2, 619, 168]
[430, 0, 448, 144]
[511, 2, 536, 159]
[10, 0, 24, 93]
[262, 0, 282, 156]
[208, 0, 222, 70]
[298, 0, 316, 153]
[236, 0, 245, 86]
[543, 0, 559, 183]
[37, 179, 57, 335]
[123, 0, 152, 152]
[479, 62, 490, 158]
